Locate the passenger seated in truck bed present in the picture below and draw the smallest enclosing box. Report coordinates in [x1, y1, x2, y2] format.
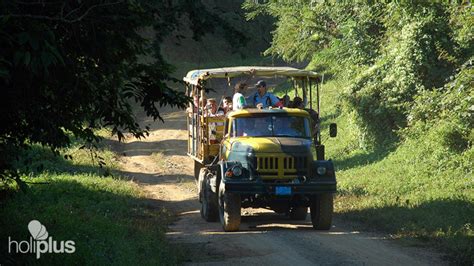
[292, 96, 319, 137]
[205, 98, 225, 117]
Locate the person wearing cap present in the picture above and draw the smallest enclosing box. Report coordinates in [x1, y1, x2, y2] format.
[251, 80, 283, 108]
[233, 82, 248, 110]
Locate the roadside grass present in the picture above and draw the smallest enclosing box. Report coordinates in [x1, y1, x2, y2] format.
[0, 142, 182, 265]
[151, 151, 168, 169]
[177, 178, 196, 193]
[318, 78, 474, 264]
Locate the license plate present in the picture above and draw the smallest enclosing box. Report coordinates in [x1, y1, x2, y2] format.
[275, 186, 291, 195]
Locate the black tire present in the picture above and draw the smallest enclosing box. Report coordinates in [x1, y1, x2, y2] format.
[194, 161, 203, 181]
[289, 206, 308, 220]
[198, 168, 205, 200]
[199, 169, 218, 222]
[218, 180, 241, 231]
[310, 194, 333, 230]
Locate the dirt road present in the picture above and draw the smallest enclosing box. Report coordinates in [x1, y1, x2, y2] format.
[111, 107, 444, 265]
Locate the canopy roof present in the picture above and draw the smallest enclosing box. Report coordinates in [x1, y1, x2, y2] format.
[183, 66, 320, 85]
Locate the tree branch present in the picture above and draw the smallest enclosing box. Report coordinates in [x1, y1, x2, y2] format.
[14, 0, 63, 5]
[0, 14, 61, 21]
[65, 1, 124, 23]
[1, 1, 125, 23]
[63, 4, 85, 21]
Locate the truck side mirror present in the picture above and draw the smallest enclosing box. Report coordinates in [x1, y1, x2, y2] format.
[329, 123, 337, 137]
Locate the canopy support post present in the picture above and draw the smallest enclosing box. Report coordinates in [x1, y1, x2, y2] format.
[317, 79, 320, 116]
[309, 77, 312, 110]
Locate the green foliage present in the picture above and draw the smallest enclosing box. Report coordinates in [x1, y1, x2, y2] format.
[244, 0, 336, 62]
[408, 58, 474, 153]
[335, 122, 474, 263]
[320, 77, 473, 265]
[0, 0, 252, 183]
[344, 3, 462, 147]
[246, 2, 471, 148]
[1, 1, 179, 146]
[449, 3, 474, 57]
[244, 1, 385, 74]
[0, 1, 170, 182]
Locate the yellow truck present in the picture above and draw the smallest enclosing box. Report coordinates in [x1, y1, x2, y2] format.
[184, 66, 337, 231]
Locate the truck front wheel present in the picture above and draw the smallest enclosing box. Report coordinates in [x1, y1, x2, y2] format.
[218, 180, 241, 231]
[310, 194, 333, 230]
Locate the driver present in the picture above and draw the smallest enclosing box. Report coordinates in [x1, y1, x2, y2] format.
[242, 119, 257, 136]
[274, 117, 292, 136]
[242, 118, 270, 136]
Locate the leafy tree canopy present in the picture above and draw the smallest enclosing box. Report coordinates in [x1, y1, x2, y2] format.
[0, 0, 248, 179]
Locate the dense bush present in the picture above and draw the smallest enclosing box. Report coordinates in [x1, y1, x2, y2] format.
[408, 58, 473, 153]
[245, 1, 472, 149]
[344, 3, 463, 147]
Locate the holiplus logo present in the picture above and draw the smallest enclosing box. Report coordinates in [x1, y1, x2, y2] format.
[8, 220, 75, 259]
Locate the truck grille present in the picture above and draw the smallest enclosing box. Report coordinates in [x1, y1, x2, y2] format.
[256, 156, 308, 179]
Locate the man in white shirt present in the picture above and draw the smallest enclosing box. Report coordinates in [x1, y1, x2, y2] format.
[233, 83, 247, 110]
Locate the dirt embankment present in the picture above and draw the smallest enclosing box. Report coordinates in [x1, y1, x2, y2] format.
[109, 107, 445, 265]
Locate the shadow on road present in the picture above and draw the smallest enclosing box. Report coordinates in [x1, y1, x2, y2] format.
[104, 138, 187, 157]
[117, 170, 193, 185]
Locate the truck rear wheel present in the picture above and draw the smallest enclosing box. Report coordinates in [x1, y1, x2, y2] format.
[310, 194, 333, 230]
[289, 206, 308, 220]
[218, 180, 241, 231]
[199, 169, 218, 222]
[194, 161, 203, 181]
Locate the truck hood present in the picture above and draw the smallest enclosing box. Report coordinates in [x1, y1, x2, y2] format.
[230, 137, 312, 154]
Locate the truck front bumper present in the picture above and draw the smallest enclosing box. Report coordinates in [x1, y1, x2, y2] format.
[223, 179, 336, 195]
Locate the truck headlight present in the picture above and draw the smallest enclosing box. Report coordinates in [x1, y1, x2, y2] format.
[317, 166, 327, 175]
[232, 165, 242, 177]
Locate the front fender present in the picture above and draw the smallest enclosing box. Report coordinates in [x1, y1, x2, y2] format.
[219, 161, 251, 183]
[311, 160, 336, 181]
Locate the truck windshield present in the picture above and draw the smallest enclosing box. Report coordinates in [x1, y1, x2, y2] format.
[232, 115, 310, 138]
